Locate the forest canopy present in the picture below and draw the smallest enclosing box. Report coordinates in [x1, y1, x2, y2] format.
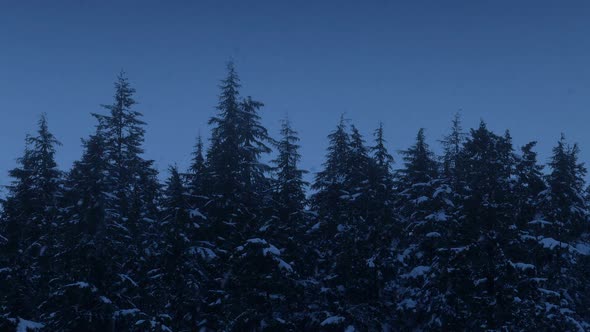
[1, 63, 590, 331]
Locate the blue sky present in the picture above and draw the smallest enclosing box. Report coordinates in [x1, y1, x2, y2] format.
[1, 1, 590, 188]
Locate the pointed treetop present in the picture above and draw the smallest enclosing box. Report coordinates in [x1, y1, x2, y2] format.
[372, 122, 394, 169]
[33, 112, 62, 149]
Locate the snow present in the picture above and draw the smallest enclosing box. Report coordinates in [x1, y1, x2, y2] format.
[262, 244, 281, 256]
[510, 262, 535, 271]
[189, 208, 207, 219]
[398, 298, 417, 309]
[64, 281, 91, 288]
[426, 212, 448, 221]
[433, 186, 451, 198]
[415, 196, 429, 204]
[351, 192, 362, 200]
[16, 318, 44, 332]
[118, 274, 138, 287]
[277, 258, 293, 272]
[246, 238, 267, 245]
[320, 316, 345, 326]
[402, 265, 430, 279]
[529, 219, 551, 226]
[539, 237, 569, 250]
[306, 222, 321, 234]
[113, 308, 141, 318]
[538, 288, 560, 297]
[192, 247, 217, 260]
[575, 243, 590, 255]
[450, 246, 468, 253]
[100, 296, 112, 304]
[474, 278, 486, 286]
[397, 246, 415, 262]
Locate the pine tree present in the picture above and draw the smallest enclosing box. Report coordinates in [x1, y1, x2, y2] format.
[147, 166, 210, 332]
[42, 133, 114, 331]
[370, 123, 395, 213]
[392, 128, 456, 330]
[525, 135, 590, 329]
[514, 141, 546, 227]
[439, 113, 465, 190]
[92, 71, 159, 226]
[202, 62, 276, 330]
[306, 116, 352, 329]
[269, 119, 308, 228]
[206, 62, 244, 218]
[311, 116, 351, 227]
[451, 121, 522, 330]
[0, 114, 62, 329]
[237, 96, 272, 204]
[365, 123, 397, 323]
[310, 119, 388, 330]
[394, 128, 438, 218]
[188, 135, 207, 201]
[45, 73, 162, 331]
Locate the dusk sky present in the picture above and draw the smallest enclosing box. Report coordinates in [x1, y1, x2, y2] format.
[2, 1, 590, 189]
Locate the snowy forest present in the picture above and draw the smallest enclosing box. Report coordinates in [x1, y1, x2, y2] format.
[1, 62, 590, 332]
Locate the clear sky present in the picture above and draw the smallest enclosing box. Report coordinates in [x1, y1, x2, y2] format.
[1, 1, 590, 189]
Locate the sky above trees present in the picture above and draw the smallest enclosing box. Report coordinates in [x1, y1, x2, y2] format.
[2, 1, 590, 189]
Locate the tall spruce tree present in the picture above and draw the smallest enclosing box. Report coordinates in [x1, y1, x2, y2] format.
[310, 119, 390, 330]
[145, 166, 210, 332]
[366, 123, 397, 320]
[392, 128, 456, 330]
[43, 132, 118, 331]
[46, 73, 162, 331]
[439, 113, 465, 184]
[188, 135, 207, 201]
[269, 119, 308, 229]
[525, 135, 590, 329]
[450, 121, 523, 330]
[308, 116, 353, 330]
[0, 114, 62, 330]
[369, 123, 395, 215]
[203, 62, 278, 330]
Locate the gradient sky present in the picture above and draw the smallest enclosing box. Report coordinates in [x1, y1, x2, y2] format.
[2, 1, 590, 190]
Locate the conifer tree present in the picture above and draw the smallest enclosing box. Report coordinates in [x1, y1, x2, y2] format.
[392, 128, 456, 330]
[525, 135, 590, 329]
[202, 62, 276, 330]
[0, 114, 62, 329]
[370, 123, 395, 213]
[269, 119, 308, 228]
[43, 133, 114, 331]
[307, 116, 353, 329]
[188, 135, 207, 200]
[312, 116, 351, 227]
[146, 166, 210, 332]
[514, 141, 546, 227]
[365, 123, 397, 319]
[439, 113, 465, 189]
[310, 119, 388, 330]
[46, 73, 162, 331]
[451, 122, 521, 330]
